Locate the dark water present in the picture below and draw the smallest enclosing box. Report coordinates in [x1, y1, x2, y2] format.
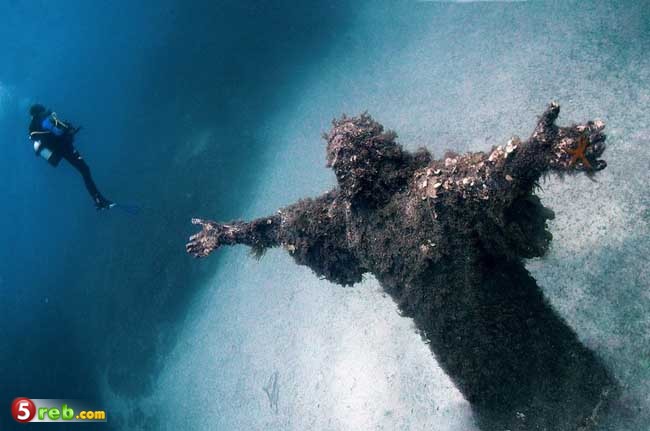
[0, 1, 355, 429]
[1, 1, 649, 430]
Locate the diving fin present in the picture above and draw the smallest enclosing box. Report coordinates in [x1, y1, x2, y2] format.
[112, 203, 140, 215]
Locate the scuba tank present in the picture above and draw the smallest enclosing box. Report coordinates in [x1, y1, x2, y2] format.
[28, 111, 80, 167]
[31, 137, 62, 166]
[33, 139, 53, 161]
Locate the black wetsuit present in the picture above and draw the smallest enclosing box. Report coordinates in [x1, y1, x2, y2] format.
[29, 111, 110, 206]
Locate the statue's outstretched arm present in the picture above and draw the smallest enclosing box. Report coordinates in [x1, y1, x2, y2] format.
[186, 192, 366, 285]
[493, 102, 607, 188]
[186, 215, 282, 258]
[415, 102, 607, 214]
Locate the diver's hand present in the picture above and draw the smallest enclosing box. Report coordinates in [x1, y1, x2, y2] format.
[66, 125, 82, 136]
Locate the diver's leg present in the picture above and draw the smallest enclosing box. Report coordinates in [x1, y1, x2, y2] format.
[61, 147, 111, 207]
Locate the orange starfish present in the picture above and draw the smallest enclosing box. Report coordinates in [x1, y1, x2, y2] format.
[566, 135, 592, 169]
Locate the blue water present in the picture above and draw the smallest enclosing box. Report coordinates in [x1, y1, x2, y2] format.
[1, 1, 649, 430]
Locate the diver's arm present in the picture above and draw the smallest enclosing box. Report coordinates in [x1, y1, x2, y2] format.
[41, 116, 66, 136]
[41, 113, 78, 136]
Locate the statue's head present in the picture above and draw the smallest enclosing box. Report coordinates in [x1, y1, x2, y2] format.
[325, 113, 408, 208]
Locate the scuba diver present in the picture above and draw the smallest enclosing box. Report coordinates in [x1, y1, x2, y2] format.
[28, 104, 114, 210]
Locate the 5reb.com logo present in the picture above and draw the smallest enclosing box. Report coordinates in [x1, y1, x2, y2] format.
[11, 398, 107, 423]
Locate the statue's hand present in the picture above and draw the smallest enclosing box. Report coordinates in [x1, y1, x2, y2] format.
[186, 218, 235, 257]
[552, 119, 607, 173]
[531, 103, 607, 175]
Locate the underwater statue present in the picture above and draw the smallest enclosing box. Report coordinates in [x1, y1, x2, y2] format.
[187, 102, 617, 430]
